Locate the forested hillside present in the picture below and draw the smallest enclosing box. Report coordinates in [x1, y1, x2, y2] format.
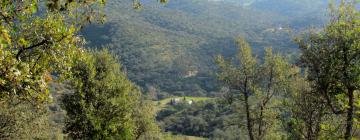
[3, 0, 360, 140]
[81, 0, 328, 97]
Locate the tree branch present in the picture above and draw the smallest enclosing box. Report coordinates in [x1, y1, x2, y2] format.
[16, 35, 67, 60]
[0, 12, 11, 25]
[323, 90, 344, 115]
[16, 39, 48, 60]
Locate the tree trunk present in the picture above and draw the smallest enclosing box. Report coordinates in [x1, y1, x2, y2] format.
[313, 106, 324, 140]
[245, 90, 254, 140]
[344, 89, 354, 140]
[257, 68, 273, 139]
[258, 105, 264, 139]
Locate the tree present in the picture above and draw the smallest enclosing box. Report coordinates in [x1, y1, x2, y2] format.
[133, 99, 161, 140]
[215, 37, 299, 140]
[0, 0, 106, 104]
[297, 0, 360, 139]
[284, 73, 330, 140]
[0, 0, 167, 139]
[61, 50, 159, 139]
[216, 37, 257, 140]
[0, 0, 168, 104]
[0, 0, 105, 138]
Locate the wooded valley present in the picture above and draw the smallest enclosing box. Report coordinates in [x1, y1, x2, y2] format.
[1, 0, 360, 140]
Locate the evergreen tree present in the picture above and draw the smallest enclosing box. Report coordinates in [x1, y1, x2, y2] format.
[61, 50, 159, 139]
[298, 0, 360, 139]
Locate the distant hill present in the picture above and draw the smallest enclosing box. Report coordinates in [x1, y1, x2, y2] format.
[81, 0, 328, 97]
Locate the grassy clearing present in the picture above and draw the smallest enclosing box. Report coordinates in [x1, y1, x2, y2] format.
[162, 134, 207, 140]
[156, 96, 212, 105]
[155, 96, 212, 104]
[152, 96, 213, 112]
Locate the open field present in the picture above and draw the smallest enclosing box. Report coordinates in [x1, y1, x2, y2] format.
[152, 96, 213, 111]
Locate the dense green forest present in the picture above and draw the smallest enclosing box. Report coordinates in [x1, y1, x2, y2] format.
[81, 0, 329, 98]
[1, 0, 360, 140]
